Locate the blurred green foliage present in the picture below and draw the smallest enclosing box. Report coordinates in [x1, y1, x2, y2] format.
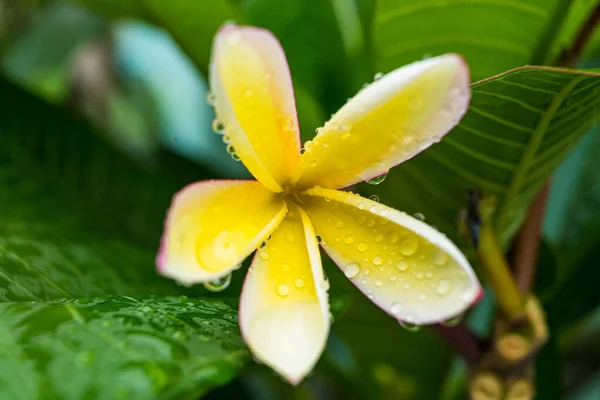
[1, 0, 600, 399]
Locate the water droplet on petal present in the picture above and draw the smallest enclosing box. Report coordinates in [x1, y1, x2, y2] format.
[369, 194, 379, 202]
[294, 278, 305, 288]
[344, 263, 361, 279]
[396, 261, 409, 271]
[400, 236, 419, 256]
[374, 72, 384, 80]
[357, 243, 369, 252]
[203, 274, 232, 292]
[388, 231, 399, 244]
[436, 280, 452, 296]
[414, 213, 425, 221]
[277, 283, 290, 297]
[212, 118, 225, 133]
[345, 236, 355, 245]
[399, 319, 420, 332]
[367, 174, 387, 185]
[433, 251, 448, 266]
[372, 256, 384, 266]
[206, 92, 216, 105]
[375, 279, 383, 287]
[335, 221, 344, 228]
[341, 131, 351, 140]
[374, 234, 384, 243]
[441, 314, 463, 327]
[391, 302, 403, 315]
[259, 251, 270, 260]
[316, 235, 322, 244]
[418, 293, 427, 302]
[281, 264, 291, 273]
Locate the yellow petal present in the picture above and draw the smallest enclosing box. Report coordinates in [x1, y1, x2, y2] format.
[157, 180, 287, 285]
[210, 25, 301, 192]
[239, 204, 329, 384]
[295, 55, 470, 189]
[301, 187, 481, 325]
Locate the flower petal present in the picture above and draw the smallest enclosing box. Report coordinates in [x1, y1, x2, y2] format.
[294, 54, 470, 189]
[157, 180, 287, 285]
[300, 187, 481, 325]
[239, 204, 329, 384]
[210, 25, 301, 192]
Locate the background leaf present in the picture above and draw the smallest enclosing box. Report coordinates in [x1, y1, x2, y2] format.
[0, 296, 248, 400]
[364, 67, 600, 250]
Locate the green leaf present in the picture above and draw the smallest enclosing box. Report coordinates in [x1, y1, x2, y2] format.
[373, 0, 564, 81]
[0, 296, 248, 400]
[73, 0, 244, 75]
[364, 67, 600, 249]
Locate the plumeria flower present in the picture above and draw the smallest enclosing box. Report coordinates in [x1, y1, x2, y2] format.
[157, 24, 481, 384]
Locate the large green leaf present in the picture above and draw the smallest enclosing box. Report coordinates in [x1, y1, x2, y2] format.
[74, 0, 243, 75]
[0, 296, 248, 400]
[363, 67, 600, 249]
[372, 0, 566, 81]
[0, 77, 249, 396]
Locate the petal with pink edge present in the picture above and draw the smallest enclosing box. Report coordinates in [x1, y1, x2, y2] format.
[300, 187, 481, 325]
[239, 204, 329, 384]
[157, 180, 287, 285]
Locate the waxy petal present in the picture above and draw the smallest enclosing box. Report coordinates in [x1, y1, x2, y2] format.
[157, 180, 287, 285]
[301, 187, 481, 325]
[295, 55, 470, 189]
[210, 25, 301, 192]
[239, 204, 329, 384]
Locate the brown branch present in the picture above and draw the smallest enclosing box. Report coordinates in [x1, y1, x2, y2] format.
[555, 3, 600, 68]
[431, 322, 486, 366]
[512, 182, 550, 294]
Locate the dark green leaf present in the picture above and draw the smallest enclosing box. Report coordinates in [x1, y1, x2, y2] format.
[364, 67, 600, 250]
[0, 296, 248, 400]
[373, 0, 564, 81]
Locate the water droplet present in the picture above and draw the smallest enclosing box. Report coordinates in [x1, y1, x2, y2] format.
[345, 236, 355, 245]
[415, 272, 424, 280]
[403, 283, 411, 289]
[300, 148, 306, 154]
[433, 251, 448, 266]
[357, 243, 369, 252]
[389, 275, 398, 282]
[414, 213, 425, 221]
[344, 263, 361, 278]
[259, 251, 270, 260]
[374, 72, 384, 80]
[396, 261, 409, 271]
[335, 221, 344, 228]
[341, 131, 351, 140]
[418, 293, 427, 302]
[212, 118, 224, 133]
[357, 215, 367, 224]
[282, 117, 294, 130]
[369, 194, 379, 202]
[363, 268, 371, 275]
[281, 264, 291, 273]
[436, 280, 452, 296]
[203, 274, 232, 292]
[399, 320, 420, 332]
[374, 234, 384, 243]
[222, 135, 230, 144]
[277, 283, 290, 297]
[372, 256, 384, 266]
[294, 278, 305, 288]
[367, 174, 387, 185]
[206, 92, 216, 105]
[375, 279, 383, 287]
[172, 330, 188, 340]
[441, 314, 463, 327]
[316, 235, 322, 244]
[391, 302, 403, 315]
[400, 236, 419, 256]
[366, 218, 375, 228]
[388, 231, 399, 244]
[358, 202, 365, 210]
[260, 241, 267, 249]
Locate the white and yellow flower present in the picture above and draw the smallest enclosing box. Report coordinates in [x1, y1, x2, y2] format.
[157, 24, 481, 384]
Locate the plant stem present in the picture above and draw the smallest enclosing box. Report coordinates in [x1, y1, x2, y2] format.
[432, 322, 486, 366]
[554, 3, 600, 67]
[512, 182, 550, 294]
[478, 223, 524, 320]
